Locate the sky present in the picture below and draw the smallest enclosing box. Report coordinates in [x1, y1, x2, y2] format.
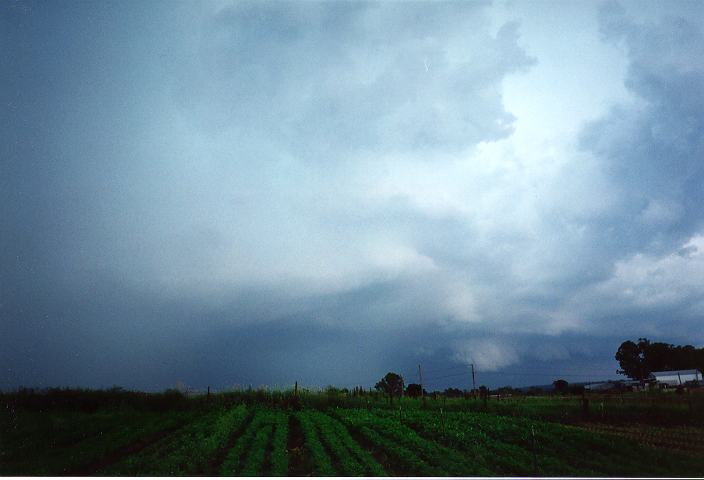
[2, 0, 704, 392]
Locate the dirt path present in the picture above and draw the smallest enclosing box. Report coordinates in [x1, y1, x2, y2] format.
[287, 414, 310, 476]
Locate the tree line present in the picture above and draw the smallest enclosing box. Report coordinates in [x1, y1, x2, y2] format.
[615, 338, 704, 381]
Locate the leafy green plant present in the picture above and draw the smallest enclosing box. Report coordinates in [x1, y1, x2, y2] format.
[220, 408, 290, 476]
[295, 410, 336, 476]
[332, 408, 490, 476]
[330, 409, 445, 476]
[239, 424, 273, 476]
[384, 407, 704, 477]
[308, 410, 386, 476]
[104, 404, 249, 475]
[269, 411, 289, 476]
[0, 409, 199, 475]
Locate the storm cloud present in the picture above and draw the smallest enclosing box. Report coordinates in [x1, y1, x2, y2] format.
[2, 0, 703, 391]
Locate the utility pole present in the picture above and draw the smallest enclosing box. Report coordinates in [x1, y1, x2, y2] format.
[471, 363, 476, 397]
[418, 364, 425, 406]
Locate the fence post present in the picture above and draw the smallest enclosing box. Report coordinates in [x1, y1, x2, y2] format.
[440, 407, 445, 436]
[530, 425, 538, 475]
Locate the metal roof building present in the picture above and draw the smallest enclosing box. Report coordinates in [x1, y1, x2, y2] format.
[650, 369, 702, 386]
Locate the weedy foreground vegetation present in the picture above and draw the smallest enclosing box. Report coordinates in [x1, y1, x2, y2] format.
[2, 387, 704, 476]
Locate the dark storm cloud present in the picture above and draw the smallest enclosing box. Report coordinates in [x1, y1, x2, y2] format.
[180, 0, 534, 154]
[583, 2, 704, 248]
[2, 1, 704, 391]
[563, 3, 704, 330]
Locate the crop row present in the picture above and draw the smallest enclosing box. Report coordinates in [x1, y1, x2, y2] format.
[297, 410, 387, 476]
[8, 403, 704, 477]
[330, 408, 492, 476]
[294, 410, 336, 475]
[1, 409, 198, 475]
[102, 404, 249, 475]
[374, 408, 704, 477]
[220, 408, 289, 476]
[374, 408, 576, 476]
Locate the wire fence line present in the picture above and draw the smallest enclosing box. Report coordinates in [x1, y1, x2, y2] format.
[325, 367, 621, 392]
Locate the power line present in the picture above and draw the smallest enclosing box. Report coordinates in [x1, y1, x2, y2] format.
[472, 372, 615, 377]
[423, 371, 470, 381]
[322, 368, 619, 391]
[415, 363, 618, 377]
[421, 364, 470, 375]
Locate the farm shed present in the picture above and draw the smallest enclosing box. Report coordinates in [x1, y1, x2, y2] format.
[650, 369, 702, 386]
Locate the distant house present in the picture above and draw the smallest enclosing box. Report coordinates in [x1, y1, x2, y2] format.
[650, 369, 702, 387]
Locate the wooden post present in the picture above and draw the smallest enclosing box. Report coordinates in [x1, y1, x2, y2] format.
[471, 363, 476, 398]
[207, 386, 210, 400]
[294, 381, 298, 397]
[530, 425, 538, 475]
[440, 407, 445, 436]
[419, 364, 425, 407]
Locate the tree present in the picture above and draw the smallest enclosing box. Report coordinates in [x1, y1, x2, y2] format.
[644, 340, 704, 372]
[497, 385, 518, 396]
[375, 372, 404, 404]
[552, 379, 569, 394]
[615, 339, 647, 381]
[405, 383, 423, 398]
[443, 387, 463, 398]
[616, 338, 704, 382]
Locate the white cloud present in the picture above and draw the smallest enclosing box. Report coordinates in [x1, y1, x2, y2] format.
[453, 339, 520, 372]
[595, 235, 704, 310]
[71, 2, 704, 344]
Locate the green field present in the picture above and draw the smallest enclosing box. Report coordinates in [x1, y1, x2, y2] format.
[2, 389, 704, 476]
